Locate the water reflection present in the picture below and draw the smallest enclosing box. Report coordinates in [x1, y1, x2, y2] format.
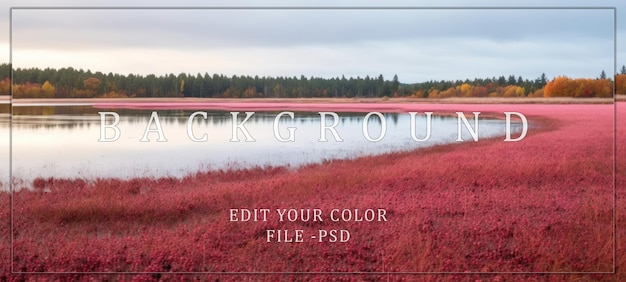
[8, 105, 522, 187]
[0, 104, 9, 191]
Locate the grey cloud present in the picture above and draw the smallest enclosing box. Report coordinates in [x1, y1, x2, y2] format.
[11, 8, 613, 50]
[5, 0, 620, 81]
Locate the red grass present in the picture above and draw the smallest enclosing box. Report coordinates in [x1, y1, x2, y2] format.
[1, 102, 624, 281]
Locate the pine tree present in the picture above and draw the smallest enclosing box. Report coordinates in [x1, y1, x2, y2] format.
[391, 74, 400, 94]
[540, 73, 547, 85]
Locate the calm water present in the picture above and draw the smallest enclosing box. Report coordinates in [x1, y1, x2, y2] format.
[5, 105, 522, 187]
[0, 104, 8, 190]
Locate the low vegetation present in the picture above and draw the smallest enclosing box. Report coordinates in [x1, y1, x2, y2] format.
[1, 102, 623, 281]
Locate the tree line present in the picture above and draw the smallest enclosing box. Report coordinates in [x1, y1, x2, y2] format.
[0, 63, 620, 98]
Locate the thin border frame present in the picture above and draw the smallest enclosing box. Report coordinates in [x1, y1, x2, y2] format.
[8, 6, 617, 275]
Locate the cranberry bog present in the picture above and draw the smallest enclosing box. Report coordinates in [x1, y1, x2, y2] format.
[1, 102, 624, 281]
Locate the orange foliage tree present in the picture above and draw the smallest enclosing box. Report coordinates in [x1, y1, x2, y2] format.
[12, 82, 42, 98]
[471, 85, 488, 97]
[0, 78, 10, 95]
[544, 76, 612, 98]
[243, 86, 259, 98]
[616, 74, 626, 95]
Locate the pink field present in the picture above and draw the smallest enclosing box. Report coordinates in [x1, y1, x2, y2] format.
[1, 102, 624, 281]
[93, 100, 612, 113]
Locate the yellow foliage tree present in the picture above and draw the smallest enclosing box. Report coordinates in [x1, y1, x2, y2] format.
[503, 85, 518, 97]
[41, 81, 55, 98]
[459, 83, 471, 96]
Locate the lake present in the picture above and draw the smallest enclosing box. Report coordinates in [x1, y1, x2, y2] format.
[5, 104, 523, 188]
[0, 103, 7, 190]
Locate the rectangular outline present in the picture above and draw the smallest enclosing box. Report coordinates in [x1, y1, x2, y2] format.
[8, 6, 617, 275]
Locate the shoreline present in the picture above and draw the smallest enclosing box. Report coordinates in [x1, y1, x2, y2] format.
[11, 96, 617, 105]
[4, 103, 613, 187]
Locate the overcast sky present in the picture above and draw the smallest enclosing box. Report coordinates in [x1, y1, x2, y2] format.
[2, 0, 624, 83]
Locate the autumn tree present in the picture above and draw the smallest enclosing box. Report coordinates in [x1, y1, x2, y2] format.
[503, 85, 525, 97]
[7, 63, 613, 99]
[243, 86, 257, 98]
[529, 88, 544, 98]
[41, 81, 55, 98]
[544, 76, 575, 97]
[222, 87, 239, 98]
[472, 85, 488, 97]
[13, 82, 42, 98]
[458, 83, 471, 96]
[615, 74, 626, 94]
[272, 83, 282, 98]
[544, 76, 612, 98]
[86, 77, 101, 91]
[0, 78, 9, 96]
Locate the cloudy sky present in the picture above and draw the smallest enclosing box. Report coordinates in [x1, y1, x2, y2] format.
[3, 0, 624, 83]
